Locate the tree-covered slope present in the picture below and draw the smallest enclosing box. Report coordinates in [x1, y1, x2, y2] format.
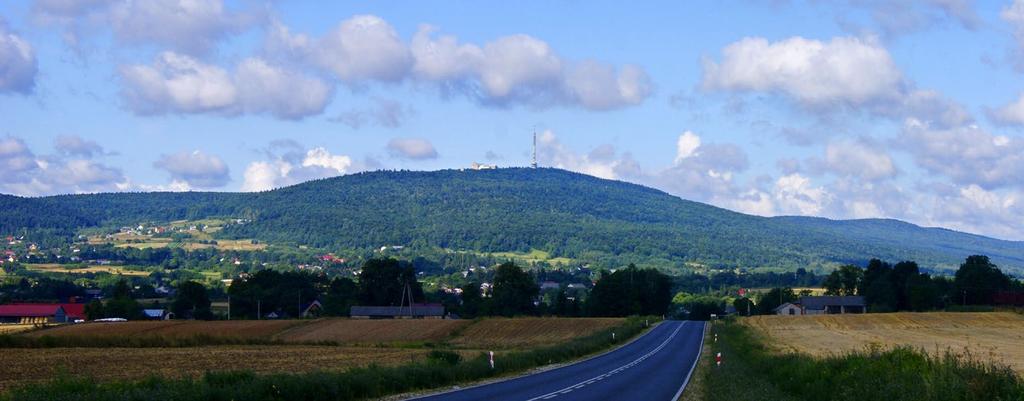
[1, 168, 1022, 274]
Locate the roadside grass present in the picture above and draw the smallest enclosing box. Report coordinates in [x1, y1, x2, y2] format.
[704, 318, 1024, 401]
[2, 316, 656, 401]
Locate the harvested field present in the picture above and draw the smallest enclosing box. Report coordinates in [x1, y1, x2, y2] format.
[26, 320, 306, 341]
[744, 312, 1024, 373]
[277, 319, 470, 344]
[0, 346, 426, 391]
[451, 317, 625, 349]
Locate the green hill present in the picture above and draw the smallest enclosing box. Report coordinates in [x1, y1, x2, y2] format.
[1, 168, 1022, 274]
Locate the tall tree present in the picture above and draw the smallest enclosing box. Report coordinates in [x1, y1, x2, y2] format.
[955, 255, 1011, 305]
[489, 262, 539, 317]
[172, 281, 212, 320]
[322, 277, 358, 316]
[357, 258, 423, 306]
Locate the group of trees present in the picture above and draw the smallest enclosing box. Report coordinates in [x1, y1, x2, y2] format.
[820, 255, 1022, 312]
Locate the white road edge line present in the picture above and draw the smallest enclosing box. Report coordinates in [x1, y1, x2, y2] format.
[403, 320, 665, 401]
[524, 321, 687, 401]
[670, 320, 707, 401]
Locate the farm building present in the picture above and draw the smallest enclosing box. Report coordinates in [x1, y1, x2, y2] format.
[143, 309, 174, 320]
[301, 300, 323, 318]
[773, 296, 867, 316]
[0, 304, 70, 324]
[350, 304, 446, 319]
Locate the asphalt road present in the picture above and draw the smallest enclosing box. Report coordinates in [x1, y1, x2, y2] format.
[409, 320, 706, 401]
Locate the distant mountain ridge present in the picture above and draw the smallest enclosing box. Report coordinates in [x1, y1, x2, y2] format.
[1, 168, 1022, 274]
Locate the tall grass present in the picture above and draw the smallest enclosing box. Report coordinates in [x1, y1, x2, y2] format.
[2, 316, 656, 401]
[705, 318, 1024, 401]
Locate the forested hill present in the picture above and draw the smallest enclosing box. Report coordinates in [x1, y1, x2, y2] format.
[1, 168, 1023, 274]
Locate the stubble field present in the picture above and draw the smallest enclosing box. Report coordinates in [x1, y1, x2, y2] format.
[744, 312, 1024, 373]
[0, 317, 627, 392]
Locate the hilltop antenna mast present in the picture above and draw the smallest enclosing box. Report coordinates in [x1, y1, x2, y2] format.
[532, 128, 538, 169]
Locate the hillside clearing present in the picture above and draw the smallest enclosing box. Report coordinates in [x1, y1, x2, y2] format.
[24, 264, 151, 277]
[744, 312, 1024, 373]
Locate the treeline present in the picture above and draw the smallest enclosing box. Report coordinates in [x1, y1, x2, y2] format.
[822, 255, 1023, 312]
[224, 259, 672, 319]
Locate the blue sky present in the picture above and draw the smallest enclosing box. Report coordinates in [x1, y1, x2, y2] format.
[2, 1, 1024, 240]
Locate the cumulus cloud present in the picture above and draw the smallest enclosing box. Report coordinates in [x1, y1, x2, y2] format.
[702, 36, 903, 107]
[822, 138, 897, 181]
[536, 131, 642, 180]
[241, 142, 357, 192]
[0, 135, 127, 196]
[0, 20, 38, 94]
[269, 17, 652, 110]
[119, 52, 331, 119]
[153, 150, 230, 189]
[33, 0, 257, 55]
[386, 138, 439, 160]
[897, 118, 1024, 190]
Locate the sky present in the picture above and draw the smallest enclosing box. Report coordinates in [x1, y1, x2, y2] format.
[2, 1, 1024, 240]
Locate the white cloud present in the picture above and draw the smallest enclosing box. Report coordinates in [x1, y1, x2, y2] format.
[988, 92, 1024, 126]
[772, 173, 832, 215]
[54, 135, 105, 158]
[0, 135, 127, 196]
[674, 131, 701, 163]
[0, 20, 38, 94]
[120, 52, 237, 114]
[234, 58, 333, 119]
[34, 0, 256, 55]
[119, 52, 331, 119]
[387, 138, 439, 160]
[271, 17, 652, 111]
[702, 36, 903, 107]
[537, 130, 641, 180]
[302, 147, 353, 171]
[241, 145, 354, 192]
[311, 15, 413, 82]
[153, 150, 230, 189]
[897, 118, 1024, 189]
[823, 138, 896, 181]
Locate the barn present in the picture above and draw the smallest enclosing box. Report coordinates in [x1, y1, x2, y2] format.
[0, 304, 69, 324]
[773, 296, 867, 316]
[350, 304, 446, 319]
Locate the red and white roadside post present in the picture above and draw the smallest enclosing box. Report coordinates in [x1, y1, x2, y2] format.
[716, 352, 722, 366]
[489, 351, 495, 369]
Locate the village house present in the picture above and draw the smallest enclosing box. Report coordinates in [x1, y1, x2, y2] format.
[773, 296, 867, 316]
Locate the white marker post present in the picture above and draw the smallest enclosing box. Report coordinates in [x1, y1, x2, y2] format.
[489, 351, 495, 369]
[716, 352, 722, 366]
[612, 332, 616, 341]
